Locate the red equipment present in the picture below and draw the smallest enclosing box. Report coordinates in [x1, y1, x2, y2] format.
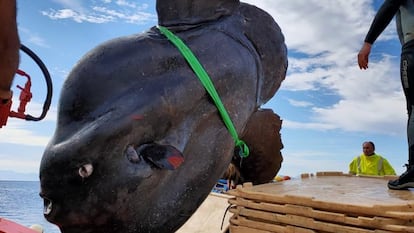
[0, 44, 52, 128]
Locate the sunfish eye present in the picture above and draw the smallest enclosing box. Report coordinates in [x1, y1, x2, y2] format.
[126, 145, 140, 163]
[79, 163, 94, 178]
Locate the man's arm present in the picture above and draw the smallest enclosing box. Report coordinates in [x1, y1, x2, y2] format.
[383, 158, 397, 175]
[0, 0, 20, 101]
[349, 157, 358, 175]
[364, 0, 402, 44]
[358, 0, 402, 70]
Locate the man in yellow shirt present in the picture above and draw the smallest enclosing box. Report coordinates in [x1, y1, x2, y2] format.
[349, 141, 396, 176]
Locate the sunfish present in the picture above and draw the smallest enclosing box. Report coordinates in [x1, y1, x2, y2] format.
[39, 0, 287, 232]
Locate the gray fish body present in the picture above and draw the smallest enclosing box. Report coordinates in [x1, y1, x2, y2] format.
[40, 2, 287, 233]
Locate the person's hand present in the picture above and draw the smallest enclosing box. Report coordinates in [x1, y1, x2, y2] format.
[357, 42, 372, 70]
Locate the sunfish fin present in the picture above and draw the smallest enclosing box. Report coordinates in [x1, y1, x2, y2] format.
[137, 143, 184, 170]
[231, 108, 283, 185]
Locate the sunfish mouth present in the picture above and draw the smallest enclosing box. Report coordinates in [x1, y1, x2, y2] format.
[43, 197, 53, 215]
[41, 162, 97, 217]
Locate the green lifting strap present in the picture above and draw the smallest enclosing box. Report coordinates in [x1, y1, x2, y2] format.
[157, 25, 249, 158]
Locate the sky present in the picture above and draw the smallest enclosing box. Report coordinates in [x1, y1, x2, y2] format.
[0, 0, 407, 181]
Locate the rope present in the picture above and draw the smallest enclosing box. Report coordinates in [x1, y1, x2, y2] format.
[157, 25, 249, 158]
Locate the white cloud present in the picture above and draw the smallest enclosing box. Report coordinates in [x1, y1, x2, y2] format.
[42, 1, 156, 24]
[0, 159, 41, 173]
[18, 27, 50, 48]
[0, 99, 56, 146]
[92, 6, 155, 24]
[115, 0, 137, 8]
[25, 101, 58, 123]
[287, 99, 314, 108]
[245, 0, 405, 137]
[27, 35, 50, 48]
[277, 149, 349, 177]
[244, 0, 379, 54]
[51, 0, 86, 13]
[282, 119, 337, 131]
[312, 94, 406, 134]
[42, 8, 115, 23]
[0, 126, 50, 146]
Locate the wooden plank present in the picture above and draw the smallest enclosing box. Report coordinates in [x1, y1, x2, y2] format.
[230, 215, 322, 233]
[228, 197, 413, 231]
[227, 175, 414, 220]
[230, 215, 284, 233]
[315, 171, 349, 176]
[230, 207, 396, 233]
[229, 225, 273, 233]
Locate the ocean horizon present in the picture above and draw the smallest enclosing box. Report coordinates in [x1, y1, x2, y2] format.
[0, 170, 39, 181]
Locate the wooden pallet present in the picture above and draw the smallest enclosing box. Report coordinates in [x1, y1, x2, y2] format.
[227, 172, 414, 233]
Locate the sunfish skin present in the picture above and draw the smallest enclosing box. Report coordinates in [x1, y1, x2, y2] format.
[39, 1, 287, 233]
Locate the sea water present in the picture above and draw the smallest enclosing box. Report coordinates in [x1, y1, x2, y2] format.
[0, 180, 60, 233]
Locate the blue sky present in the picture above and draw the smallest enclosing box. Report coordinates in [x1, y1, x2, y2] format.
[0, 0, 407, 180]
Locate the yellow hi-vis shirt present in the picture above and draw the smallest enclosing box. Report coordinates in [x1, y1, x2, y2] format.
[349, 153, 396, 176]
